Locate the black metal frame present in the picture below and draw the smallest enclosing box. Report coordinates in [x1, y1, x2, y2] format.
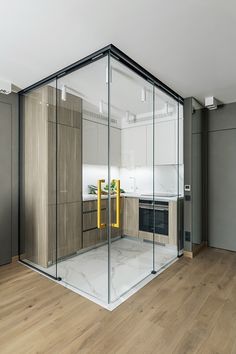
[18, 44, 184, 284]
[19, 44, 183, 103]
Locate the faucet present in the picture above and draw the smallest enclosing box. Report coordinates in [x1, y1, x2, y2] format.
[129, 177, 136, 193]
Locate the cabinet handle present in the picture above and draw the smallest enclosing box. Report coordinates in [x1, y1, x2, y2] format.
[112, 179, 120, 229]
[97, 179, 106, 229]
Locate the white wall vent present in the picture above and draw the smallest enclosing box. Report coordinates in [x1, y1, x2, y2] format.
[205, 96, 219, 110]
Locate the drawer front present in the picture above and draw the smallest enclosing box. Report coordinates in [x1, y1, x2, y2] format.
[83, 228, 107, 248]
[83, 199, 107, 212]
[83, 229, 99, 248]
[83, 209, 107, 231]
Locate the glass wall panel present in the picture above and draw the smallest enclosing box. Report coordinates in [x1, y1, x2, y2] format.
[56, 56, 109, 303]
[109, 56, 154, 302]
[153, 88, 180, 270]
[19, 80, 57, 278]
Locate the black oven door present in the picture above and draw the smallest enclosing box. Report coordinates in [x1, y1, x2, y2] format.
[139, 200, 168, 236]
[154, 207, 168, 236]
[139, 204, 154, 233]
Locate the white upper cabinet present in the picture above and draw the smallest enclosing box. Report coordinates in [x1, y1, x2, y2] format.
[121, 126, 147, 168]
[155, 119, 177, 165]
[83, 117, 182, 167]
[97, 124, 121, 166]
[97, 123, 108, 165]
[110, 127, 121, 166]
[83, 119, 98, 164]
[83, 119, 121, 166]
[147, 119, 182, 166]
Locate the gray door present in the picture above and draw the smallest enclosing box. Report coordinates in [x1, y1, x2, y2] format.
[0, 101, 12, 265]
[208, 130, 236, 251]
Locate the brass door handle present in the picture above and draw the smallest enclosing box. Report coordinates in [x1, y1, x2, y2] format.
[112, 179, 120, 229]
[97, 179, 106, 229]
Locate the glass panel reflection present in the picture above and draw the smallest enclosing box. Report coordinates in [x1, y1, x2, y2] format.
[109, 57, 154, 302]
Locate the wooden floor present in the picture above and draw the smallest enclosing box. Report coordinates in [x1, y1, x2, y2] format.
[1, 248, 236, 354]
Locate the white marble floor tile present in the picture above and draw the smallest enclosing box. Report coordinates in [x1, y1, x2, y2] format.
[21, 238, 177, 309]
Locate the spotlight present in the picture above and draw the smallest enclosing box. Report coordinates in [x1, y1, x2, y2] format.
[141, 88, 146, 102]
[61, 85, 67, 101]
[99, 100, 103, 114]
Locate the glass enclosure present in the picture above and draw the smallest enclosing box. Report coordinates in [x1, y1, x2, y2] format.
[19, 47, 184, 306]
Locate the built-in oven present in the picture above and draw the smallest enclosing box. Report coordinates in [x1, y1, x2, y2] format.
[139, 199, 169, 236]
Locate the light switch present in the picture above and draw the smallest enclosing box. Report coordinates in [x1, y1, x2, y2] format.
[184, 185, 191, 192]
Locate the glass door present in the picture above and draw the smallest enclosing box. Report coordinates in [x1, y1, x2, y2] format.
[56, 56, 110, 303]
[108, 56, 154, 303]
[153, 88, 181, 270]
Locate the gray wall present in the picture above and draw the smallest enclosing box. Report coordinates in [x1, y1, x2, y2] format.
[0, 93, 18, 265]
[183, 98, 192, 252]
[208, 102, 236, 251]
[184, 98, 207, 252]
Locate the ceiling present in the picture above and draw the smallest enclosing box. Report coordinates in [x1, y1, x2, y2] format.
[1, 0, 236, 104]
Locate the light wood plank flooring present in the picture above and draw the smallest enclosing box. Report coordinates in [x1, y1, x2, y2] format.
[1, 247, 236, 354]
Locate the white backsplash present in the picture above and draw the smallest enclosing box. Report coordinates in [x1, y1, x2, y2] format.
[83, 165, 120, 194]
[83, 164, 184, 196]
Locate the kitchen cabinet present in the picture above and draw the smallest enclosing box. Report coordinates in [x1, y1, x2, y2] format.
[97, 123, 108, 165]
[53, 92, 83, 260]
[57, 202, 82, 259]
[110, 128, 121, 166]
[83, 120, 121, 166]
[121, 118, 183, 168]
[82, 197, 123, 248]
[83, 119, 98, 165]
[147, 119, 179, 166]
[123, 197, 139, 237]
[22, 87, 83, 267]
[121, 126, 147, 167]
[83, 229, 101, 248]
[58, 124, 81, 204]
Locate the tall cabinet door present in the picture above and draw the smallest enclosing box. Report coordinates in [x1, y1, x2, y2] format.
[57, 107, 82, 258]
[20, 82, 57, 278]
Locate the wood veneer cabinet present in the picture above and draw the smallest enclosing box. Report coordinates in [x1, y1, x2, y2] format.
[22, 87, 54, 267]
[22, 86, 82, 267]
[82, 198, 123, 248]
[123, 197, 139, 237]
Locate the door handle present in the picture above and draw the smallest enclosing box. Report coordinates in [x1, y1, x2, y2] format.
[97, 179, 106, 229]
[112, 179, 120, 228]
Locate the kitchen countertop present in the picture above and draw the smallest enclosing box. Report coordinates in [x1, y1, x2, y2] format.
[83, 193, 183, 202]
